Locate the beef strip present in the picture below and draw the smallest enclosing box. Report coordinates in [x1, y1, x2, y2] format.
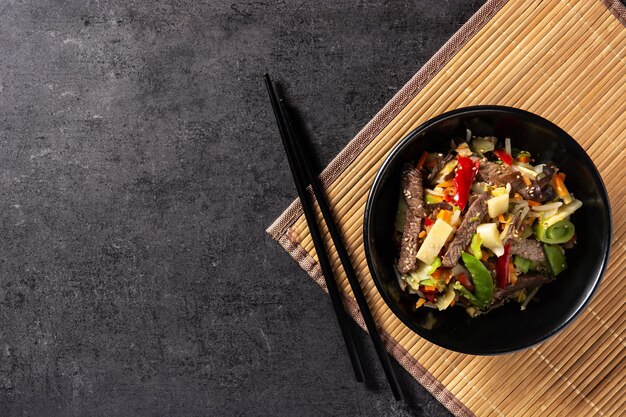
[478, 161, 526, 193]
[480, 160, 560, 203]
[517, 165, 556, 203]
[517, 184, 555, 202]
[500, 212, 521, 243]
[426, 201, 453, 212]
[493, 273, 553, 302]
[441, 192, 490, 268]
[397, 166, 426, 274]
[508, 237, 546, 263]
[478, 160, 508, 183]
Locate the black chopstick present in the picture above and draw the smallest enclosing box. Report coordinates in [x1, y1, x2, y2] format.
[264, 74, 366, 383]
[278, 98, 405, 402]
[264, 73, 404, 401]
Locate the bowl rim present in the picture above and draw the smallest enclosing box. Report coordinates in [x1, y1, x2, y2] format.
[363, 105, 612, 355]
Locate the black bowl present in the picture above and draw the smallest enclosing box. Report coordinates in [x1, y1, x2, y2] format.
[363, 106, 612, 355]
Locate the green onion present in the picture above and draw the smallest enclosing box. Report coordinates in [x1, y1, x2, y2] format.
[425, 194, 441, 204]
[513, 256, 532, 273]
[426, 257, 442, 275]
[470, 234, 483, 259]
[543, 244, 567, 276]
[534, 220, 575, 244]
[461, 252, 494, 308]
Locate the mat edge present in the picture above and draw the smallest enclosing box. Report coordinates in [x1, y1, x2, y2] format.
[277, 233, 477, 417]
[265, 0, 511, 240]
[601, 0, 626, 25]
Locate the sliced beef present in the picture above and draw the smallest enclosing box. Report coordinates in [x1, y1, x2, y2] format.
[441, 192, 489, 268]
[402, 165, 426, 217]
[517, 165, 556, 203]
[517, 184, 555, 202]
[397, 166, 426, 274]
[493, 273, 553, 302]
[508, 237, 546, 263]
[480, 161, 560, 202]
[501, 212, 521, 243]
[478, 161, 525, 193]
[426, 201, 453, 212]
[478, 160, 508, 183]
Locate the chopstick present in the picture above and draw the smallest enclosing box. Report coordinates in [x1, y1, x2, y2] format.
[264, 73, 404, 401]
[264, 74, 366, 383]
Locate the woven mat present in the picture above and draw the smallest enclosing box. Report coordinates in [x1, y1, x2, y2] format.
[267, 0, 626, 416]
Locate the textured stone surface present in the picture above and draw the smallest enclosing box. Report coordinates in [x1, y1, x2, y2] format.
[0, 1, 484, 416]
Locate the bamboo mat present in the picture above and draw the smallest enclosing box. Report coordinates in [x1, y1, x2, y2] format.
[267, 0, 626, 416]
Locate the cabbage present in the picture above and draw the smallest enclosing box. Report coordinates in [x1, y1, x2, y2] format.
[404, 258, 445, 291]
[511, 162, 539, 179]
[476, 223, 504, 256]
[541, 199, 582, 228]
[435, 284, 456, 311]
[431, 160, 458, 184]
[471, 137, 496, 155]
[487, 194, 509, 218]
[416, 218, 454, 265]
[456, 142, 473, 157]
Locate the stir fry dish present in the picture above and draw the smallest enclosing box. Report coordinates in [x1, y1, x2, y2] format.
[394, 133, 582, 317]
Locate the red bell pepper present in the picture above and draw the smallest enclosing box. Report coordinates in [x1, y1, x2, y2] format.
[493, 149, 513, 165]
[496, 243, 511, 288]
[424, 217, 435, 227]
[419, 286, 437, 302]
[455, 272, 474, 292]
[452, 156, 480, 211]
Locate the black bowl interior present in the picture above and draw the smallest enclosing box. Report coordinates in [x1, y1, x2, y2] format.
[364, 106, 611, 355]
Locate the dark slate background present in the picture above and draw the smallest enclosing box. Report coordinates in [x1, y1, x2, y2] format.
[0, 1, 486, 416]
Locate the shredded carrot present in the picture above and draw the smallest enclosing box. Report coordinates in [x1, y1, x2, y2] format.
[437, 209, 452, 223]
[514, 192, 524, 200]
[518, 155, 530, 163]
[418, 230, 427, 239]
[423, 285, 437, 292]
[444, 270, 452, 284]
[481, 252, 489, 261]
[498, 213, 505, 223]
[417, 152, 429, 169]
[551, 173, 571, 202]
[437, 179, 454, 188]
[552, 174, 566, 193]
[508, 260, 518, 285]
[415, 298, 426, 309]
[527, 200, 541, 206]
[431, 269, 443, 279]
[522, 175, 532, 186]
[449, 299, 456, 307]
[558, 172, 566, 181]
